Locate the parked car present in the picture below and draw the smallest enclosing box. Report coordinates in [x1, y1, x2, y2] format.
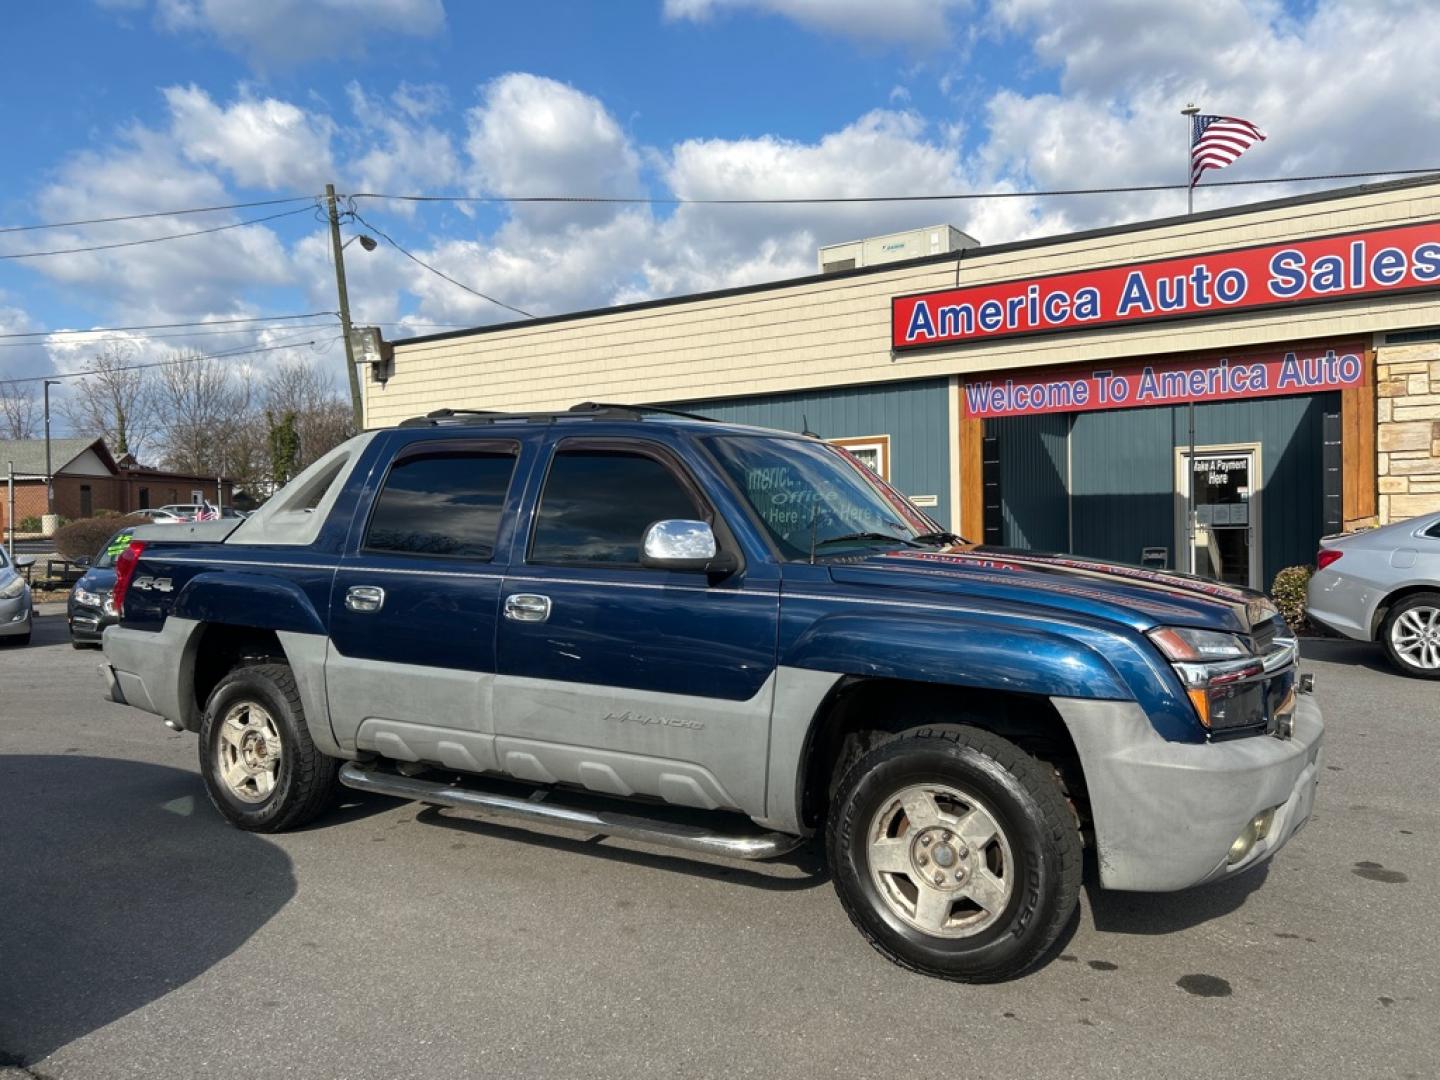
[101, 405, 1323, 982]
[125, 509, 185, 524]
[0, 547, 35, 645]
[67, 526, 135, 648]
[1307, 511, 1440, 678]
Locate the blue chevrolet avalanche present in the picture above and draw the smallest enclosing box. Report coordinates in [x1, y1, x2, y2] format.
[100, 403, 1323, 981]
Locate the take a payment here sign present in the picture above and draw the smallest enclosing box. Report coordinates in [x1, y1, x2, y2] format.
[892, 222, 1440, 350]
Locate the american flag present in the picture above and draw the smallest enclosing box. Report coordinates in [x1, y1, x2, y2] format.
[1190, 114, 1266, 185]
[194, 502, 219, 522]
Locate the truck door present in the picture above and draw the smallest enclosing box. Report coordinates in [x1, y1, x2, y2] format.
[493, 437, 780, 817]
[326, 437, 525, 772]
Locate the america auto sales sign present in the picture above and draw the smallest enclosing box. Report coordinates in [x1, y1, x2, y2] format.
[892, 221, 1440, 351]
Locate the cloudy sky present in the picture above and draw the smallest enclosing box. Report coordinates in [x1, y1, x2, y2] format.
[2, 0, 1438, 425]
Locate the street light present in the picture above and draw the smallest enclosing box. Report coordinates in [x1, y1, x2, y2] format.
[341, 234, 378, 252]
[42, 379, 60, 517]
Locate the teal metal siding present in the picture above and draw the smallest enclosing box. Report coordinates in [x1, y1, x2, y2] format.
[674, 379, 953, 528]
[990, 413, 1070, 552]
[997, 394, 1335, 589]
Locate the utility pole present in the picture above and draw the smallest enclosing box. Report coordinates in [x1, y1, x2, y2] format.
[43, 379, 60, 516]
[325, 184, 365, 432]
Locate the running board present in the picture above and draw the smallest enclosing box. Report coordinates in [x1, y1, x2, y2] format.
[338, 762, 804, 861]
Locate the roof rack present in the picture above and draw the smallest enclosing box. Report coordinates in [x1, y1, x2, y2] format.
[568, 401, 715, 422]
[398, 402, 717, 427]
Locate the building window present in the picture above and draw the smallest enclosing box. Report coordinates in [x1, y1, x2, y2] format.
[80, 485, 93, 518]
[531, 448, 702, 566]
[138, 487, 150, 510]
[364, 449, 517, 559]
[829, 435, 891, 481]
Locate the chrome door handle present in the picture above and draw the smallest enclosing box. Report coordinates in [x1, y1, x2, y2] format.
[345, 585, 386, 613]
[504, 593, 551, 623]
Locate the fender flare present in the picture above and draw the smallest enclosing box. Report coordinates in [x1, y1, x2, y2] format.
[172, 571, 327, 636]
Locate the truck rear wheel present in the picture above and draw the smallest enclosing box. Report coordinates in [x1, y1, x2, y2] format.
[199, 662, 339, 832]
[827, 726, 1081, 982]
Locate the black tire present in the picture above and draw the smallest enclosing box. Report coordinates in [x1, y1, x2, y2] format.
[199, 662, 339, 832]
[1380, 592, 1440, 680]
[827, 726, 1081, 982]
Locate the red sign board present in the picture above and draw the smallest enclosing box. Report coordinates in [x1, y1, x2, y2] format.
[892, 221, 1440, 350]
[961, 341, 1367, 419]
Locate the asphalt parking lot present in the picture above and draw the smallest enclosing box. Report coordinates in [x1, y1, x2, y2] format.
[2, 608, 1437, 1080]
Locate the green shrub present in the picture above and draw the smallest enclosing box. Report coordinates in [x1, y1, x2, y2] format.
[1271, 565, 1313, 634]
[94, 508, 121, 518]
[55, 517, 122, 561]
[18, 515, 41, 532]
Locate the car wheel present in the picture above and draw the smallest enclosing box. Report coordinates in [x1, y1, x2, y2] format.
[827, 725, 1081, 982]
[199, 662, 340, 832]
[1381, 592, 1440, 679]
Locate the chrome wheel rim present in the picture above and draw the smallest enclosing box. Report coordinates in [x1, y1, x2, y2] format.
[216, 701, 283, 804]
[866, 783, 1015, 939]
[1391, 606, 1440, 670]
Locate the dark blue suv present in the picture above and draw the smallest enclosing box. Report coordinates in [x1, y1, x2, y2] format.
[100, 404, 1324, 981]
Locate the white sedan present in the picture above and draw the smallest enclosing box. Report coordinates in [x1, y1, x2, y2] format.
[1307, 511, 1440, 678]
[0, 548, 35, 645]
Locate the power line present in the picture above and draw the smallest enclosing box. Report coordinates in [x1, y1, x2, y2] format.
[0, 312, 338, 341]
[348, 208, 535, 319]
[0, 195, 318, 235]
[0, 204, 318, 261]
[0, 321, 338, 348]
[346, 167, 1440, 207]
[0, 333, 332, 388]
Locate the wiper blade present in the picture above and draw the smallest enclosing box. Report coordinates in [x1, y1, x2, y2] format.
[814, 531, 926, 550]
[912, 530, 968, 546]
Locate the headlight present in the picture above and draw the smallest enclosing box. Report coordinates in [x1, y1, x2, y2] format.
[1148, 625, 1270, 735]
[75, 587, 105, 607]
[1147, 626, 1250, 661]
[0, 576, 26, 600]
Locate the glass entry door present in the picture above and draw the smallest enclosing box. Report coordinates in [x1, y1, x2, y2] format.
[1177, 447, 1260, 589]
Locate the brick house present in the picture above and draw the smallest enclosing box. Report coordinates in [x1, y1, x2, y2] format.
[0, 437, 235, 532]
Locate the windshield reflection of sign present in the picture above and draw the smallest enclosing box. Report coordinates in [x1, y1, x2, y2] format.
[1193, 457, 1250, 528]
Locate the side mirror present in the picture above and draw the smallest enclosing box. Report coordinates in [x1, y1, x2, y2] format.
[15, 555, 35, 569]
[641, 519, 735, 574]
[73, 555, 92, 568]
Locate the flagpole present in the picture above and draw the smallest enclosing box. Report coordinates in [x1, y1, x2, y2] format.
[1182, 103, 1199, 216]
[1181, 103, 1200, 573]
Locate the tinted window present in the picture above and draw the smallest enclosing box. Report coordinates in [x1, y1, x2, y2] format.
[531, 449, 701, 565]
[1427, 520, 1440, 539]
[366, 451, 516, 559]
[96, 529, 136, 568]
[705, 435, 937, 560]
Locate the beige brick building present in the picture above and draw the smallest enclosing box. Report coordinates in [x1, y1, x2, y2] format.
[363, 176, 1440, 590]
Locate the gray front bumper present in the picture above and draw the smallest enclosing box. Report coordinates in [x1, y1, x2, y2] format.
[0, 595, 31, 636]
[1054, 694, 1323, 892]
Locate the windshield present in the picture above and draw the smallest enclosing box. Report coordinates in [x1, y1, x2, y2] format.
[704, 434, 940, 559]
[95, 529, 136, 569]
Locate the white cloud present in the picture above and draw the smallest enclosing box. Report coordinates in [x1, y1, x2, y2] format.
[148, 0, 445, 68]
[165, 85, 335, 191]
[345, 83, 461, 201]
[465, 73, 643, 230]
[982, 0, 1440, 224]
[663, 0, 968, 45]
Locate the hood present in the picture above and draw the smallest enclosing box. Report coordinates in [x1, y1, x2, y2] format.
[829, 546, 1277, 636]
[75, 567, 118, 593]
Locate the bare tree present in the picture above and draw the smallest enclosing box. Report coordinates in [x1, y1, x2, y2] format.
[58, 341, 158, 456]
[0, 386, 41, 439]
[155, 351, 255, 480]
[264, 360, 355, 472]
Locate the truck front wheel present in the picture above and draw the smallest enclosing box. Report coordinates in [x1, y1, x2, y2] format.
[199, 662, 339, 833]
[827, 726, 1082, 982]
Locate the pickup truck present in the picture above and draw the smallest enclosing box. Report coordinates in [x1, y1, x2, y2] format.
[101, 403, 1324, 981]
